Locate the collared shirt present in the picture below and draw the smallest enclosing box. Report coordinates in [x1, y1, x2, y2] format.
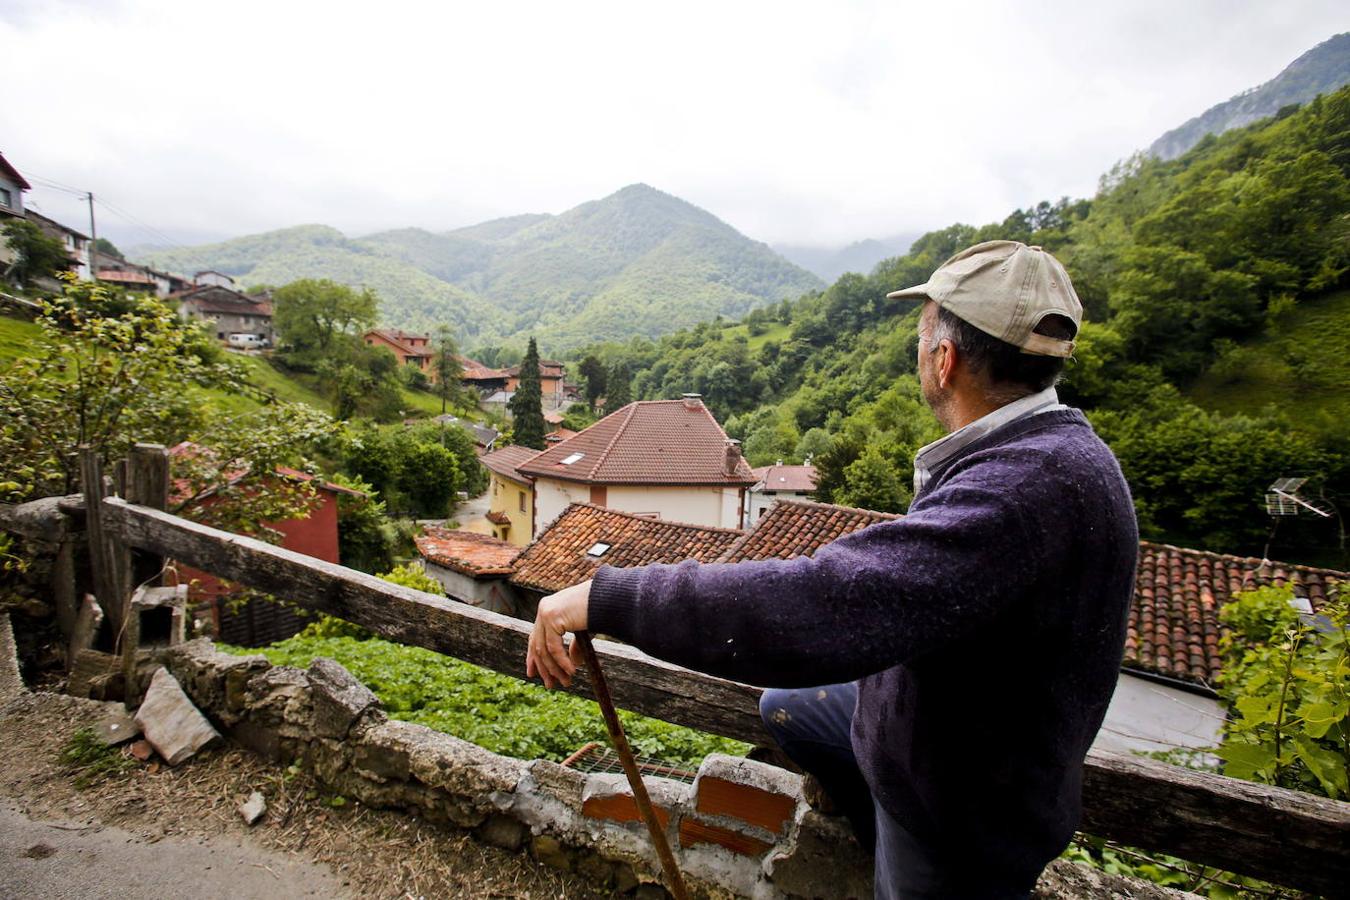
[912, 386, 1065, 495]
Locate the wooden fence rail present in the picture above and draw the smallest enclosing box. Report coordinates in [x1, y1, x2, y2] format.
[6, 493, 1349, 896]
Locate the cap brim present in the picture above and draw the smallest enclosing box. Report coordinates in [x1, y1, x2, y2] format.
[885, 283, 932, 300]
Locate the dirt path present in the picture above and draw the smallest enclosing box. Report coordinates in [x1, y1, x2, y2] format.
[455, 488, 495, 537]
[0, 692, 606, 899]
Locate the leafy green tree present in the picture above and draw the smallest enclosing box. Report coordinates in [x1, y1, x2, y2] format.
[0, 280, 247, 499]
[605, 360, 633, 410]
[432, 325, 463, 415]
[272, 279, 378, 363]
[836, 445, 907, 513]
[2, 219, 70, 288]
[578, 354, 607, 411]
[92, 237, 123, 260]
[509, 338, 547, 450]
[340, 422, 483, 519]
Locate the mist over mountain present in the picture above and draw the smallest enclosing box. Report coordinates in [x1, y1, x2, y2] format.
[140, 185, 821, 352]
[1149, 31, 1350, 160]
[774, 233, 923, 282]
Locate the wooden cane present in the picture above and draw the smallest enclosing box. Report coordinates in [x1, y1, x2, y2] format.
[574, 632, 690, 900]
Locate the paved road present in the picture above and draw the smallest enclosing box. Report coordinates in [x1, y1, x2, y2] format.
[0, 801, 350, 899]
[455, 488, 494, 536]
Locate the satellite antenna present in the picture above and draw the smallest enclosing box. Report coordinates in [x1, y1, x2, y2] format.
[1264, 477, 1334, 518]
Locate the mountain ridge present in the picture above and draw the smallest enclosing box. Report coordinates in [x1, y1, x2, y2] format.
[139, 184, 822, 352]
[1149, 31, 1350, 160]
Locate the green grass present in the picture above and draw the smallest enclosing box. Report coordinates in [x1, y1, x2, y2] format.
[719, 319, 790, 352]
[0, 315, 41, 364]
[1189, 289, 1350, 437]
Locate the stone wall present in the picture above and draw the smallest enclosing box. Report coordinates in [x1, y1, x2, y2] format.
[164, 639, 1189, 900]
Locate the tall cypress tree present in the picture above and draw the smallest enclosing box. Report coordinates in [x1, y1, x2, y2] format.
[509, 338, 547, 449]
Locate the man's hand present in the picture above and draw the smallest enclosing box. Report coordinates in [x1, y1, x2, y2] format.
[526, 579, 591, 689]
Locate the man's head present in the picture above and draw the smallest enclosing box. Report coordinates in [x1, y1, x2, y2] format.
[894, 241, 1081, 430]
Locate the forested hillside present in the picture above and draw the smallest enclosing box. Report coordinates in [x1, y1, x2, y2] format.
[140, 186, 821, 352]
[578, 87, 1350, 565]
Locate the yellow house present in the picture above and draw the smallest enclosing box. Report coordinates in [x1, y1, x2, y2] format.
[479, 445, 540, 547]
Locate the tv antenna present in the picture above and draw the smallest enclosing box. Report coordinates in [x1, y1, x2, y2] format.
[1265, 477, 1333, 518]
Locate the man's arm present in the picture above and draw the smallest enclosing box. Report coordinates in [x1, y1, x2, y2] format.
[527, 461, 1052, 689]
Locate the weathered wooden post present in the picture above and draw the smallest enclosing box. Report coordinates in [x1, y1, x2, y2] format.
[79, 446, 127, 647]
[125, 443, 170, 589]
[120, 443, 172, 703]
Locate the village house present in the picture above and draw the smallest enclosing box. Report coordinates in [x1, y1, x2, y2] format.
[415, 527, 524, 616]
[744, 461, 818, 527]
[0, 151, 29, 222]
[364, 328, 432, 373]
[174, 281, 274, 344]
[478, 444, 541, 547]
[93, 249, 192, 297]
[515, 395, 756, 534]
[193, 270, 237, 288]
[505, 358, 566, 409]
[167, 444, 362, 646]
[458, 356, 510, 396]
[23, 209, 91, 280]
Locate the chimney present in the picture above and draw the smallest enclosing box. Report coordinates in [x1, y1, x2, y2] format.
[682, 392, 703, 411]
[725, 439, 742, 475]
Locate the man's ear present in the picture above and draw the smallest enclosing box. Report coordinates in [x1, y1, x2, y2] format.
[936, 339, 957, 390]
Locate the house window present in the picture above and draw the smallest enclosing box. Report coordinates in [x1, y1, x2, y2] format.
[0, 187, 11, 208]
[518, 490, 526, 512]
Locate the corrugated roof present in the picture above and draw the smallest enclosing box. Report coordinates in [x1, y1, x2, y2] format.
[1127, 541, 1344, 688]
[517, 399, 756, 486]
[416, 527, 518, 576]
[510, 503, 743, 593]
[480, 444, 542, 484]
[721, 499, 898, 563]
[752, 464, 818, 494]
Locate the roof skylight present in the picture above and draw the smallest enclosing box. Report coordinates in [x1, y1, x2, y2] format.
[561, 452, 585, 465]
[586, 541, 612, 557]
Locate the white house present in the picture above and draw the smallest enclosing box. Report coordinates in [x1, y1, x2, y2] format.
[745, 462, 817, 527]
[516, 395, 757, 535]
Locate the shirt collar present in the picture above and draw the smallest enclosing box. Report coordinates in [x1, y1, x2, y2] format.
[913, 386, 1065, 495]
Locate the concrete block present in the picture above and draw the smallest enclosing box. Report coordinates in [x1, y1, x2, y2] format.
[528, 758, 587, 812]
[134, 667, 221, 765]
[307, 657, 380, 739]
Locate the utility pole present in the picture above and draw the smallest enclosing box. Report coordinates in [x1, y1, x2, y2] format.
[86, 192, 98, 281]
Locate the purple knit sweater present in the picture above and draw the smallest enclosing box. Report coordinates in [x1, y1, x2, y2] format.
[589, 409, 1138, 882]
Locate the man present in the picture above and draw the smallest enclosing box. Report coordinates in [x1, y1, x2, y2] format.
[526, 241, 1138, 898]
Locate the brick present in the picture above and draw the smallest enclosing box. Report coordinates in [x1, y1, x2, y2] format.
[696, 776, 796, 836]
[677, 817, 772, 857]
[581, 792, 671, 829]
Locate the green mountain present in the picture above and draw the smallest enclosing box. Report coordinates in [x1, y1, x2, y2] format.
[141, 224, 504, 341]
[1149, 32, 1350, 160]
[774, 233, 922, 282]
[140, 186, 822, 352]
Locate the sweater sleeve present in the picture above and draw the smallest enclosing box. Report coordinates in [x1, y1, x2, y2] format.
[588, 455, 1055, 688]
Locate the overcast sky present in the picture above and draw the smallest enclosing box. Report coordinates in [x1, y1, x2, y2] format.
[2, 0, 1346, 250]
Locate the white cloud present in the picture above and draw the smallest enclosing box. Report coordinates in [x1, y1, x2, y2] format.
[2, 0, 1346, 247]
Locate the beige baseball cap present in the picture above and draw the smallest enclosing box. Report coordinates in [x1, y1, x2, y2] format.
[886, 240, 1082, 358]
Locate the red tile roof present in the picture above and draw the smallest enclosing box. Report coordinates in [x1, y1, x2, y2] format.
[517, 399, 756, 486]
[486, 510, 512, 525]
[752, 464, 818, 494]
[416, 527, 519, 576]
[510, 503, 743, 593]
[505, 360, 565, 378]
[1127, 541, 1344, 689]
[459, 356, 509, 381]
[97, 269, 156, 285]
[721, 499, 898, 563]
[480, 444, 541, 484]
